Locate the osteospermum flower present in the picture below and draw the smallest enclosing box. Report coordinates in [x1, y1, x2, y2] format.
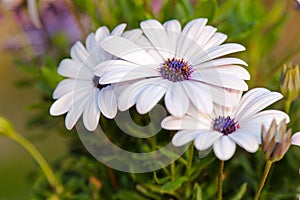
[96, 18, 249, 117]
[49, 24, 142, 131]
[162, 88, 290, 160]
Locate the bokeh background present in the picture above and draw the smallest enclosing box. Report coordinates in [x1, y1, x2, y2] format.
[0, 0, 300, 199]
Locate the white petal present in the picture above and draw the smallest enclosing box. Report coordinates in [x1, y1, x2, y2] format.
[50, 92, 73, 116]
[118, 78, 162, 111]
[192, 43, 245, 65]
[235, 88, 283, 122]
[64, 92, 92, 130]
[163, 19, 181, 53]
[58, 59, 93, 79]
[98, 86, 118, 119]
[198, 65, 250, 80]
[99, 67, 158, 84]
[136, 80, 169, 114]
[141, 19, 172, 58]
[70, 42, 94, 67]
[194, 131, 222, 150]
[111, 23, 126, 36]
[122, 29, 143, 42]
[228, 131, 259, 153]
[172, 130, 198, 146]
[165, 82, 189, 116]
[203, 32, 227, 50]
[100, 36, 157, 65]
[194, 57, 248, 69]
[177, 19, 207, 58]
[182, 81, 213, 113]
[83, 96, 100, 131]
[161, 115, 211, 130]
[94, 60, 144, 76]
[291, 132, 300, 146]
[95, 26, 110, 43]
[190, 70, 248, 91]
[53, 79, 74, 99]
[208, 86, 242, 107]
[213, 136, 236, 160]
[86, 33, 97, 52]
[195, 26, 217, 48]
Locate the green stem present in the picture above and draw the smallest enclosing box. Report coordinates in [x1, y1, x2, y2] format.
[9, 131, 63, 195]
[254, 160, 273, 200]
[171, 161, 176, 181]
[186, 144, 194, 173]
[284, 99, 292, 115]
[217, 160, 224, 200]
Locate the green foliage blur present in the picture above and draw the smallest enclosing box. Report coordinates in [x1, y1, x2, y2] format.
[8, 0, 300, 199]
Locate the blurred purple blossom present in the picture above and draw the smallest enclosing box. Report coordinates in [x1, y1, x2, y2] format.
[151, 0, 163, 16]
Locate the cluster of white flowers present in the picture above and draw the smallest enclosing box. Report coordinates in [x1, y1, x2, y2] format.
[50, 18, 300, 160]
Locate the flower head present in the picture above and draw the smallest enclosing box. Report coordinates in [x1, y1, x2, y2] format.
[280, 63, 300, 101]
[261, 119, 291, 162]
[49, 24, 143, 131]
[162, 88, 289, 160]
[97, 18, 249, 117]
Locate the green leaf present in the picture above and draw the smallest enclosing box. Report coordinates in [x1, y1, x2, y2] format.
[192, 183, 203, 200]
[161, 177, 187, 192]
[231, 183, 247, 200]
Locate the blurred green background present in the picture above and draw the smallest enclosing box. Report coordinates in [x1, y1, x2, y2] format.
[0, 0, 300, 199]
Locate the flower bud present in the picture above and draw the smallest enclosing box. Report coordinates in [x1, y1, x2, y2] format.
[261, 119, 291, 162]
[280, 63, 300, 101]
[0, 117, 15, 137]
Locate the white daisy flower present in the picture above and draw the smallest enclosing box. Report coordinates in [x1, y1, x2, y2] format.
[49, 24, 142, 131]
[96, 18, 250, 117]
[161, 88, 290, 160]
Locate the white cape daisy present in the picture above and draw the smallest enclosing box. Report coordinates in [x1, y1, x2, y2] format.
[162, 88, 290, 160]
[96, 18, 249, 117]
[50, 24, 142, 131]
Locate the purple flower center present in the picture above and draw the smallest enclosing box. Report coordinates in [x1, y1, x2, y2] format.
[159, 57, 193, 82]
[93, 76, 109, 90]
[213, 116, 240, 135]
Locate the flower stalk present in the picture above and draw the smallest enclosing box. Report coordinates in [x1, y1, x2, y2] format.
[0, 117, 63, 196]
[254, 160, 273, 200]
[217, 160, 224, 200]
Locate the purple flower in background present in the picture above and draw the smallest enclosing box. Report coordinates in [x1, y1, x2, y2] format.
[1, 0, 83, 57]
[151, 0, 163, 15]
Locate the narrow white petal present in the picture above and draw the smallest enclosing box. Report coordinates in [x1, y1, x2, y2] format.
[50, 92, 73, 116]
[98, 86, 118, 119]
[291, 132, 300, 146]
[182, 81, 213, 113]
[94, 60, 141, 76]
[100, 67, 158, 84]
[190, 71, 248, 91]
[70, 42, 91, 64]
[192, 43, 245, 65]
[141, 19, 172, 58]
[111, 23, 126, 36]
[58, 59, 93, 79]
[122, 29, 143, 41]
[198, 65, 250, 80]
[195, 26, 217, 48]
[53, 79, 74, 99]
[86, 33, 97, 52]
[172, 130, 198, 146]
[118, 78, 162, 111]
[83, 96, 100, 131]
[136, 80, 169, 114]
[100, 36, 157, 65]
[64, 92, 92, 130]
[165, 82, 189, 116]
[208, 86, 242, 108]
[194, 131, 222, 150]
[161, 115, 211, 130]
[177, 19, 207, 58]
[202, 32, 227, 50]
[229, 131, 259, 153]
[213, 136, 236, 160]
[163, 20, 181, 53]
[235, 89, 283, 122]
[194, 57, 248, 69]
[95, 26, 110, 43]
